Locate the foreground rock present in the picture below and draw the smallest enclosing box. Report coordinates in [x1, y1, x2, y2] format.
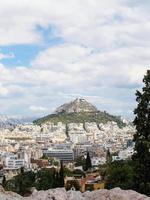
[0, 187, 149, 200]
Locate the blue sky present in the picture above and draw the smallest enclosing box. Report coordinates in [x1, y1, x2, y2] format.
[0, 0, 149, 119]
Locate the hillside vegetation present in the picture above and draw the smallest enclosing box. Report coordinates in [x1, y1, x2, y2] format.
[33, 111, 125, 128]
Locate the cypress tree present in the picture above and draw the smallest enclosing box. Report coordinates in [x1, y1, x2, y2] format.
[132, 70, 150, 195]
[59, 161, 64, 187]
[2, 175, 6, 188]
[52, 170, 56, 188]
[55, 171, 60, 188]
[106, 148, 112, 164]
[85, 151, 92, 171]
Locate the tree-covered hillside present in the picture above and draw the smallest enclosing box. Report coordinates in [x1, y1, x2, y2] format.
[33, 111, 126, 128]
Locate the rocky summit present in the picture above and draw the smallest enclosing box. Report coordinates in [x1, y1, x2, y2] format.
[0, 187, 150, 200]
[55, 98, 97, 114]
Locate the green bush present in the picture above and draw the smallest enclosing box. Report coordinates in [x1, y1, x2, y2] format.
[106, 160, 135, 190]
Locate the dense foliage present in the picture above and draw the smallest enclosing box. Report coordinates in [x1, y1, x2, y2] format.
[35, 168, 55, 190]
[132, 70, 150, 195]
[106, 160, 135, 190]
[73, 169, 86, 177]
[4, 166, 64, 196]
[5, 169, 35, 196]
[33, 111, 125, 128]
[74, 155, 86, 168]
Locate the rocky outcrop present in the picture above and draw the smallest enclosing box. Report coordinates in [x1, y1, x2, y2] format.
[0, 187, 150, 200]
[55, 98, 97, 114]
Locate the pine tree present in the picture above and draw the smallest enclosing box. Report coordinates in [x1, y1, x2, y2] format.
[132, 70, 150, 195]
[85, 151, 92, 171]
[59, 161, 64, 187]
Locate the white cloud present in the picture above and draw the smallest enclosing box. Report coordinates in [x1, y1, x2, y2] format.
[0, 52, 14, 60]
[0, 84, 9, 96]
[31, 43, 149, 88]
[0, 0, 148, 47]
[0, 0, 150, 118]
[31, 44, 92, 71]
[29, 105, 47, 112]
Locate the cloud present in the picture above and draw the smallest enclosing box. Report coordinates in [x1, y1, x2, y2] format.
[0, 52, 14, 60]
[0, 42, 148, 118]
[0, 0, 149, 118]
[29, 105, 47, 112]
[0, 0, 148, 47]
[31, 43, 148, 89]
[31, 44, 92, 70]
[0, 84, 9, 96]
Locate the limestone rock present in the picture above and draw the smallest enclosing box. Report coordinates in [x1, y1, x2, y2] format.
[0, 187, 149, 200]
[55, 98, 97, 114]
[28, 188, 68, 200]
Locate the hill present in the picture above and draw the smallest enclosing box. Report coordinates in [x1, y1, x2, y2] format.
[33, 99, 125, 128]
[0, 115, 36, 129]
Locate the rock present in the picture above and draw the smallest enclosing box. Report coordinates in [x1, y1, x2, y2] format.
[28, 188, 68, 200]
[81, 188, 150, 200]
[67, 190, 85, 200]
[55, 98, 97, 114]
[0, 191, 23, 200]
[0, 188, 149, 200]
[0, 185, 5, 192]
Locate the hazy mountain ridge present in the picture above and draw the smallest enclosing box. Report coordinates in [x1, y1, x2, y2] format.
[0, 115, 36, 128]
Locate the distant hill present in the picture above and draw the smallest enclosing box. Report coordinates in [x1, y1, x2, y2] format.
[0, 115, 36, 129]
[33, 98, 126, 128]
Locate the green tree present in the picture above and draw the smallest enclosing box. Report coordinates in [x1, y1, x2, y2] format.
[85, 151, 92, 171]
[132, 70, 150, 195]
[53, 171, 60, 188]
[59, 161, 64, 187]
[20, 170, 35, 195]
[2, 175, 6, 188]
[5, 170, 35, 196]
[106, 148, 112, 164]
[35, 168, 55, 190]
[64, 167, 73, 177]
[106, 161, 135, 190]
[74, 155, 86, 169]
[73, 169, 85, 177]
[40, 154, 49, 160]
[17, 167, 24, 195]
[53, 160, 59, 166]
[99, 163, 108, 181]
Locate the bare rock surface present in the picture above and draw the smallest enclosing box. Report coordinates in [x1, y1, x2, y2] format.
[0, 187, 149, 200]
[55, 98, 97, 114]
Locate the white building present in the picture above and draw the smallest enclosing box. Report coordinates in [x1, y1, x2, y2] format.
[2, 153, 25, 169]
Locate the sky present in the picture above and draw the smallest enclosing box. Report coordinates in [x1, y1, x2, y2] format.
[0, 0, 149, 119]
